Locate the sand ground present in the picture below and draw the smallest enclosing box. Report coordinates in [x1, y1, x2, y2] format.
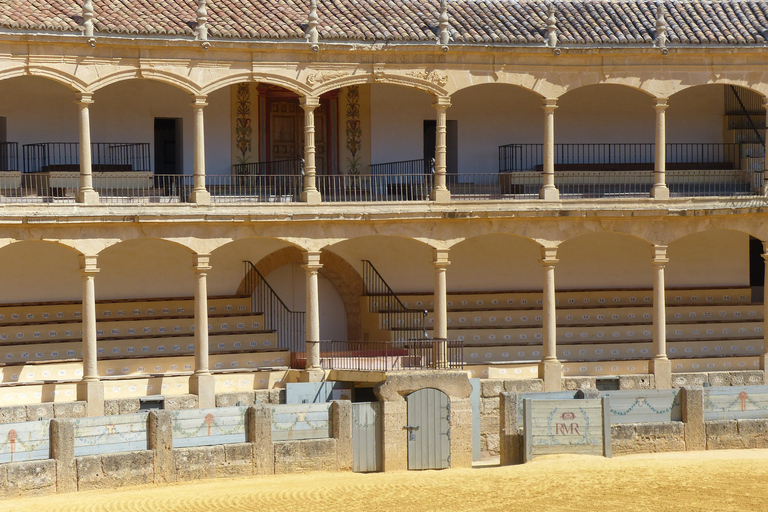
[5, 449, 768, 512]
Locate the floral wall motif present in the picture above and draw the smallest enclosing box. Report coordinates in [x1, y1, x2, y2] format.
[235, 83, 252, 166]
[345, 86, 361, 175]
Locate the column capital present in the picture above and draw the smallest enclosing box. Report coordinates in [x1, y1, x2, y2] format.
[76, 92, 95, 105]
[653, 245, 669, 264]
[303, 250, 323, 270]
[541, 246, 558, 265]
[543, 98, 558, 111]
[79, 254, 99, 274]
[654, 97, 669, 110]
[432, 96, 452, 109]
[191, 95, 208, 108]
[433, 248, 451, 268]
[193, 253, 212, 271]
[300, 96, 321, 109]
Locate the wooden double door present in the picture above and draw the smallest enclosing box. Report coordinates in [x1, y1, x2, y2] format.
[268, 99, 327, 174]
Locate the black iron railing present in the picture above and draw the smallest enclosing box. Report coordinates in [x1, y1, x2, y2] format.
[232, 159, 303, 176]
[362, 260, 427, 342]
[209, 174, 302, 202]
[499, 143, 742, 172]
[23, 143, 151, 173]
[97, 174, 192, 204]
[296, 339, 464, 371]
[243, 261, 305, 359]
[0, 142, 19, 172]
[318, 173, 433, 202]
[370, 158, 431, 176]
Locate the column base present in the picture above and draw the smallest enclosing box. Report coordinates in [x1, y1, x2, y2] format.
[77, 189, 100, 205]
[538, 359, 563, 392]
[649, 357, 672, 389]
[761, 184, 768, 196]
[650, 185, 670, 200]
[77, 379, 104, 416]
[189, 373, 216, 408]
[430, 188, 451, 204]
[301, 189, 322, 205]
[188, 189, 211, 205]
[300, 369, 326, 383]
[538, 186, 560, 201]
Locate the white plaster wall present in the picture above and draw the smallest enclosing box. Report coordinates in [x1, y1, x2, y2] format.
[208, 238, 294, 296]
[667, 85, 725, 143]
[92, 80, 231, 176]
[328, 236, 434, 293]
[449, 235, 542, 291]
[265, 263, 347, 341]
[96, 239, 194, 300]
[667, 230, 749, 288]
[370, 84, 434, 165]
[0, 242, 81, 303]
[557, 233, 653, 290]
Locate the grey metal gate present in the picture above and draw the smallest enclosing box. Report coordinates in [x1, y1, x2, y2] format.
[405, 388, 450, 470]
[352, 401, 382, 472]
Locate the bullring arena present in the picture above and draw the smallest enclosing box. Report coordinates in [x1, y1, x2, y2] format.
[6, 0, 768, 507]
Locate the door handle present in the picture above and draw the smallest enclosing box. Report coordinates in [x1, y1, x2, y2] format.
[403, 425, 420, 441]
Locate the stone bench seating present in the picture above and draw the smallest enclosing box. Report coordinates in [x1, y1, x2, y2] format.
[0, 313, 266, 345]
[0, 296, 251, 324]
[0, 331, 278, 366]
[0, 348, 290, 384]
[414, 303, 763, 329]
[392, 287, 752, 311]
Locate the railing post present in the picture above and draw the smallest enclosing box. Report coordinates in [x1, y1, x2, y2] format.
[190, 253, 215, 407]
[76, 93, 99, 204]
[763, 100, 768, 195]
[539, 246, 562, 391]
[189, 95, 211, 205]
[540, 98, 560, 200]
[650, 245, 671, 388]
[302, 251, 324, 381]
[432, 248, 450, 368]
[300, 96, 322, 205]
[651, 97, 670, 199]
[430, 96, 452, 203]
[77, 254, 104, 416]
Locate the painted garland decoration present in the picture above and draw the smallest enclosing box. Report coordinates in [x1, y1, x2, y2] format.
[235, 83, 252, 171]
[345, 86, 361, 176]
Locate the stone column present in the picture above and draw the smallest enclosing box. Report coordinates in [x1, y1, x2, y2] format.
[189, 253, 215, 408]
[300, 96, 322, 205]
[540, 98, 560, 201]
[77, 254, 104, 416]
[650, 245, 671, 388]
[761, 243, 768, 375]
[430, 96, 452, 203]
[433, 249, 450, 368]
[188, 95, 211, 205]
[651, 98, 670, 199]
[302, 251, 324, 381]
[539, 247, 562, 391]
[76, 93, 99, 204]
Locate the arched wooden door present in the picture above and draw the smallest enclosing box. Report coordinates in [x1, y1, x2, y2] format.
[405, 388, 450, 470]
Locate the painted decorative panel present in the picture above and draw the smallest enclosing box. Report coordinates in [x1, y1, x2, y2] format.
[74, 413, 148, 457]
[704, 385, 768, 421]
[0, 419, 50, 463]
[601, 389, 681, 424]
[271, 403, 332, 441]
[172, 406, 248, 448]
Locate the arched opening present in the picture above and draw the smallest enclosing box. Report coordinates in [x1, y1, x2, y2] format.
[0, 241, 81, 303]
[667, 229, 751, 290]
[449, 234, 542, 292]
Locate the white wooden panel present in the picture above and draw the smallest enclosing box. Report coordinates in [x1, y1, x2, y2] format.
[0, 419, 50, 463]
[704, 385, 768, 421]
[601, 389, 681, 424]
[352, 402, 381, 473]
[171, 406, 248, 447]
[407, 388, 450, 470]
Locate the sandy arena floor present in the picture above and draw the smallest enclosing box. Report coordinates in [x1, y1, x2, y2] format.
[5, 449, 768, 512]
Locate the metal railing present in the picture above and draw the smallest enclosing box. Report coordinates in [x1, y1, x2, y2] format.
[318, 173, 432, 202]
[370, 158, 431, 176]
[447, 172, 540, 200]
[295, 339, 464, 371]
[232, 159, 302, 176]
[243, 261, 305, 359]
[0, 142, 19, 172]
[209, 174, 302, 203]
[556, 171, 653, 198]
[0, 172, 78, 203]
[499, 143, 742, 172]
[23, 142, 151, 173]
[97, 174, 192, 204]
[668, 170, 757, 197]
[362, 260, 427, 342]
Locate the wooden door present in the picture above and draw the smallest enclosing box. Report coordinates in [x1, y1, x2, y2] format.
[406, 388, 450, 470]
[268, 100, 327, 174]
[352, 401, 382, 473]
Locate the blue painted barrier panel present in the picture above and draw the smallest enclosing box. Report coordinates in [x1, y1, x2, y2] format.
[0, 419, 50, 463]
[271, 403, 332, 441]
[74, 413, 148, 457]
[704, 385, 768, 421]
[171, 406, 248, 448]
[601, 389, 681, 424]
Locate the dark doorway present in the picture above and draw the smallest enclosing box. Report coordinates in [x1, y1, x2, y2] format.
[423, 120, 458, 175]
[154, 118, 182, 175]
[749, 236, 765, 302]
[0, 117, 7, 172]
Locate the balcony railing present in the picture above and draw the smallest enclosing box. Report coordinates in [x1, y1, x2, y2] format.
[292, 340, 464, 371]
[209, 174, 302, 203]
[232, 159, 302, 176]
[499, 143, 744, 173]
[317, 173, 433, 202]
[447, 173, 540, 200]
[370, 158, 432, 176]
[0, 142, 19, 172]
[23, 143, 151, 173]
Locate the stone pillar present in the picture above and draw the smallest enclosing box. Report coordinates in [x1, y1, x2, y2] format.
[433, 248, 450, 368]
[302, 251, 324, 382]
[499, 392, 521, 465]
[681, 386, 705, 451]
[188, 95, 211, 205]
[540, 98, 560, 201]
[650, 245, 671, 388]
[761, 244, 768, 375]
[430, 96, 451, 203]
[76, 93, 99, 204]
[539, 246, 562, 391]
[651, 98, 670, 199]
[77, 254, 103, 416]
[247, 404, 274, 475]
[50, 418, 76, 493]
[148, 410, 176, 483]
[300, 96, 322, 205]
[189, 253, 215, 408]
[331, 400, 353, 471]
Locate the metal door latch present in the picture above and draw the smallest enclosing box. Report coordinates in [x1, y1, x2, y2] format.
[403, 425, 420, 441]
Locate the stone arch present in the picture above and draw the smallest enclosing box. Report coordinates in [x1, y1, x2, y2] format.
[0, 240, 84, 304]
[201, 72, 309, 97]
[451, 76, 548, 99]
[668, 79, 768, 101]
[315, 73, 447, 98]
[559, 79, 659, 100]
[89, 69, 201, 95]
[237, 246, 365, 340]
[0, 66, 85, 92]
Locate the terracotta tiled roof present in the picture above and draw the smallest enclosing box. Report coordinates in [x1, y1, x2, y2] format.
[1, 0, 767, 45]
